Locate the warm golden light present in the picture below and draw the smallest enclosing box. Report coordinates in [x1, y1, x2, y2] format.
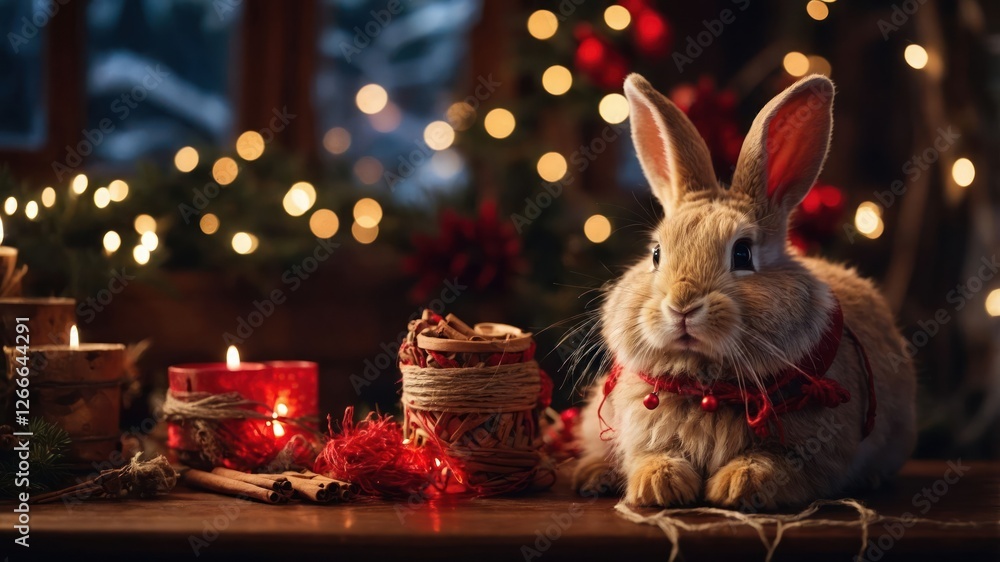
[584, 214, 612, 243]
[275, 402, 289, 417]
[41, 187, 56, 208]
[133, 245, 150, 265]
[599, 93, 630, 124]
[226, 345, 240, 369]
[904, 44, 928, 69]
[200, 213, 220, 235]
[807, 55, 831, 76]
[446, 102, 476, 131]
[356, 84, 389, 115]
[272, 420, 286, 438]
[370, 103, 402, 133]
[351, 222, 379, 244]
[353, 198, 383, 228]
[231, 232, 256, 255]
[424, 120, 455, 151]
[323, 127, 352, 155]
[309, 209, 340, 238]
[140, 231, 158, 251]
[282, 182, 317, 217]
[783, 52, 810, 77]
[542, 65, 573, 96]
[236, 130, 265, 161]
[103, 231, 121, 254]
[3, 197, 15, 215]
[108, 180, 128, 202]
[806, 0, 829, 20]
[854, 202, 884, 239]
[527, 10, 558, 40]
[24, 201, 38, 220]
[952, 158, 975, 188]
[93, 187, 111, 209]
[0, 217, 4, 245]
[986, 289, 1000, 317]
[174, 146, 199, 172]
[353, 157, 384, 185]
[71, 174, 88, 195]
[69, 325, 79, 349]
[134, 214, 157, 234]
[212, 157, 239, 186]
[537, 152, 568, 182]
[604, 5, 631, 30]
[484, 108, 516, 139]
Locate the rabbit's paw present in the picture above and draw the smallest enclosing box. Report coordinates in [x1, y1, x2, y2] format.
[624, 455, 701, 507]
[572, 456, 620, 497]
[706, 454, 803, 510]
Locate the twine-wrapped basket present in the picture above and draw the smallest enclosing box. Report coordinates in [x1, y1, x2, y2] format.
[398, 310, 555, 495]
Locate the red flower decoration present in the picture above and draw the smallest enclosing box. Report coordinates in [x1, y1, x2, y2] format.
[670, 77, 744, 180]
[402, 201, 525, 303]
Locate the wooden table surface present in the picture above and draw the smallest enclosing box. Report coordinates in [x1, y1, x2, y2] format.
[2, 460, 997, 561]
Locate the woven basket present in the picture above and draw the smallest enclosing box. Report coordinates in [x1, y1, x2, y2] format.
[398, 310, 555, 495]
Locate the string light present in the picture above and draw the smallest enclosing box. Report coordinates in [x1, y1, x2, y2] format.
[584, 214, 612, 243]
[904, 45, 928, 69]
[536, 152, 568, 182]
[232, 232, 258, 255]
[599, 93, 630, 124]
[282, 182, 317, 217]
[24, 201, 38, 220]
[4, 197, 16, 215]
[604, 5, 631, 30]
[527, 10, 558, 40]
[351, 222, 379, 244]
[93, 187, 111, 209]
[484, 108, 515, 139]
[806, 0, 829, 21]
[854, 202, 884, 239]
[446, 102, 476, 131]
[423, 121, 455, 151]
[356, 84, 388, 115]
[134, 214, 157, 234]
[808, 55, 831, 76]
[323, 127, 352, 155]
[353, 157, 384, 185]
[212, 157, 239, 185]
[200, 213, 220, 235]
[235, 131, 265, 161]
[309, 209, 339, 238]
[174, 146, 199, 172]
[71, 174, 88, 195]
[40, 187, 56, 208]
[353, 198, 383, 228]
[108, 180, 128, 202]
[952, 158, 975, 187]
[430, 150, 463, 180]
[133, 245, 150, 265]
[542, 65, 573, 96]
[370, 103, 403, 133]
[141, 231, 158, 251]
[986, 289, 1000, 317]
[103, 231, 121, 254]
[783, 52, 809, 77]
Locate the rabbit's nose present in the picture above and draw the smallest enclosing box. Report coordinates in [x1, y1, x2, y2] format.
[663, 298, 705, 322]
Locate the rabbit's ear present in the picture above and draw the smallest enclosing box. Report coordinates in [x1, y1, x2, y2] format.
[624, 74, 717, 216]
[732, 75, 834, 224]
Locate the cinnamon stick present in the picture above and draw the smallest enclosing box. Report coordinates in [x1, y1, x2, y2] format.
[183, 469, 284, 504]
[288, 479, 332, 503]
[445, 313, 477, 338]
[212, 468, 292, 495]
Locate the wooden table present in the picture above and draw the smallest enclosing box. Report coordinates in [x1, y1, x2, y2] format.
[2, 460, 997, 561]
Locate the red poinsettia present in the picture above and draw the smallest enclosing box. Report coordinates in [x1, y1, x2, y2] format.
[402, 201, 525, 303]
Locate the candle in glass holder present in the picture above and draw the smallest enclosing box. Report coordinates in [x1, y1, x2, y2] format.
[166, 347, 318, 470]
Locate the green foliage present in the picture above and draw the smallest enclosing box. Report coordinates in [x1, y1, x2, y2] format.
[0, 417, 72, 497]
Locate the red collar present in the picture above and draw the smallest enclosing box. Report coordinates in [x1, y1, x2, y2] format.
[599, 298, 877, 443]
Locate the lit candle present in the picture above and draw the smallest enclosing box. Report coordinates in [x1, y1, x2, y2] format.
[0, 217, 25, 298]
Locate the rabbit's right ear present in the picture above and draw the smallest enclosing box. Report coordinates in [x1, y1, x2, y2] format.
[624, 74, 717, 217]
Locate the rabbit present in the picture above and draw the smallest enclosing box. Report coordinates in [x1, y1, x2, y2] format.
[571, 73, 917, 509]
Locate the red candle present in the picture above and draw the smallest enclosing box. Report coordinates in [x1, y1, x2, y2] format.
[167, 347, 318, 470]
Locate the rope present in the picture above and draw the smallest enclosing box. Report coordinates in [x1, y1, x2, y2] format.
[401, 362, 542, 414]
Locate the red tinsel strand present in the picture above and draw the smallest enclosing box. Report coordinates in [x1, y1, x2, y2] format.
[313, 407, 439, 498]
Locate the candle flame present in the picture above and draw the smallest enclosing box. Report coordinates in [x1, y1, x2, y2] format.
[69, 325, 79, 348]
[226, 345, 240, 368]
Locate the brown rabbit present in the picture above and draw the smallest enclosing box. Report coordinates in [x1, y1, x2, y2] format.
[572, 74, 917, 509]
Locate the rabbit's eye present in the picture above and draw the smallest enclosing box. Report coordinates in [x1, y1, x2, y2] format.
[652, 245, 661, 269]
[731, 239, 754, 271]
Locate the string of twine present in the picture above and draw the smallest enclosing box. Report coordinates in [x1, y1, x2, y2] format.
[400, 362, 541, 414]
[615, 498, 986, 562]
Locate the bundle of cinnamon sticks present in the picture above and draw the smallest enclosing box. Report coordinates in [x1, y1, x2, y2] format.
[182, 467, 357, 504]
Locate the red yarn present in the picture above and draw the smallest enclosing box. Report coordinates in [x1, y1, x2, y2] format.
[313, 407, 439, 498]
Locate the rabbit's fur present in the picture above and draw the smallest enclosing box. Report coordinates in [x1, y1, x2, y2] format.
[573, 74, 916, 509]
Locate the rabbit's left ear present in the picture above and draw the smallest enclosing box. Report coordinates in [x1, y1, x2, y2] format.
[732, 75, 834, 224]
